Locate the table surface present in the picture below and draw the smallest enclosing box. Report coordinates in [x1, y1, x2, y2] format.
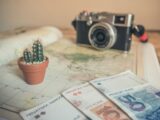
[0, 28, 160, 120]
[147, 32, 160, 62]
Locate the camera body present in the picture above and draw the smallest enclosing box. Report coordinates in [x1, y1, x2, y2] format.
[72, 11, 134, 51]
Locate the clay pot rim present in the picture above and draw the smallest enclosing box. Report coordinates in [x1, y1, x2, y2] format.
[18, 57, 49, 66]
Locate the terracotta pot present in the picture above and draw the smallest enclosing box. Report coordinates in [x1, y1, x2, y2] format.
[18, 57, 49, 85]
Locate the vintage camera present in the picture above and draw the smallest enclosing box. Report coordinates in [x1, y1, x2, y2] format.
[72, 11, 134, 51]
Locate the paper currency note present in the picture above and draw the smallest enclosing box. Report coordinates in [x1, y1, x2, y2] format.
[63, 83, 131, 120]
[91, 101, 132, 120]
[90, 71, 146, 94]
[109, 84, 160, 120]
[20, 95, 88, 120]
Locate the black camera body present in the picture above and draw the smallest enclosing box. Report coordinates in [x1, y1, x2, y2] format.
[72, 11, 134, 51]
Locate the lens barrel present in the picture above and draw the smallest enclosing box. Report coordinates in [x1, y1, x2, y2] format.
[88, 22, 117, 50]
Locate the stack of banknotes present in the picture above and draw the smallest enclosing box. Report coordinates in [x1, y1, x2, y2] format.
[20, 71, 160, 120]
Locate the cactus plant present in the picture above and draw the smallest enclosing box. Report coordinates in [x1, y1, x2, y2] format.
[23, 40, 45, 64]
[18, 39, 49, 85]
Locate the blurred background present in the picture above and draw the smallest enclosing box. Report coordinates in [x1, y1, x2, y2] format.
[0, 0, 160, 31]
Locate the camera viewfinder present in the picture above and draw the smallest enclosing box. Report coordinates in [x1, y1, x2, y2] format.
[114, 16, 126, 24]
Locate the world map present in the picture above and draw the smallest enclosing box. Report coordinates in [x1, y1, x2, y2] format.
[0, 38, 137, 112]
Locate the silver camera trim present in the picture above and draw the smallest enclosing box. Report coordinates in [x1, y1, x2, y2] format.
[88, 22, 117, 50]
[112, 14, 134, 27]
[77, 11, 134, 27]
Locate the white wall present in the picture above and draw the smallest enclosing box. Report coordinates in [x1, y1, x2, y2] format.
[0, 0, 160, 31]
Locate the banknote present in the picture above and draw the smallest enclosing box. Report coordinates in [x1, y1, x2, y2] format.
[91, 101, 132, 120]
[20, 95, 88, 120]
[90, 70, 146, 94]
[109, 84, 160, 120]
[63, 83, 131, 120]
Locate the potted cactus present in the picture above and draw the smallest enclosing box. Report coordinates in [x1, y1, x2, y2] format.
[18, 40, 49, 85]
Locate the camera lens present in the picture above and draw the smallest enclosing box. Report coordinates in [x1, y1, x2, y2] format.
[88, 22, 117, 50]
[92, 28, 110, 45]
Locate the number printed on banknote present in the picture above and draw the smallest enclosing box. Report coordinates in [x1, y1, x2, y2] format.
[109, 84, 160, 120]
